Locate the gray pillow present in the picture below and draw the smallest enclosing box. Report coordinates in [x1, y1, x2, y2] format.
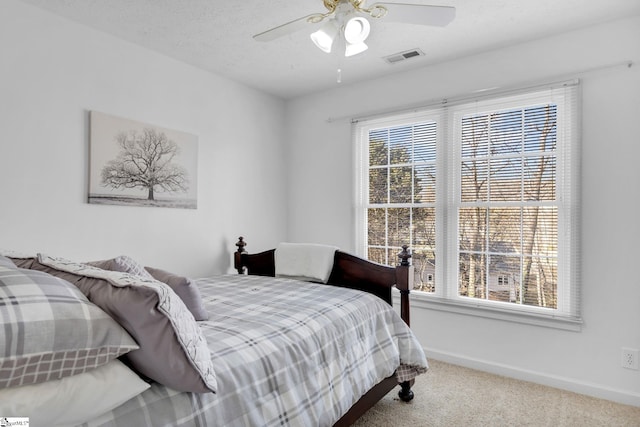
[0, 255, 15, 268]
[87, 255, 155, 280]
[145, 266, 209, 321]
[31, 254, 217, 394]
[0, 264, 138, 389]
[88, 257, 209, 321]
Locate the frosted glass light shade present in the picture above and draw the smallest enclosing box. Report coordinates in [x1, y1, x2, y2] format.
[344, 17, 370, 44]
[310, 21, 339, 53]
[345, 41, 368, 57]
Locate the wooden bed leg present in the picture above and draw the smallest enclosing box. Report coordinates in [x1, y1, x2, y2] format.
[398, 381, 414, 402]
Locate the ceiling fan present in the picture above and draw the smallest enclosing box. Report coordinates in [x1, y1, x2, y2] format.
[253, 0, 456, 57]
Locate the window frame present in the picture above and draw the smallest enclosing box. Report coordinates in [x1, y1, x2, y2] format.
[354, 81, 581, 330]
[355, 110, 444, 268]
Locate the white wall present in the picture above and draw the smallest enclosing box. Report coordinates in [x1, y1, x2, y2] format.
[2, 0, 639, 408]
[0, 0, 288, 276]
[285, 16, 640, 405]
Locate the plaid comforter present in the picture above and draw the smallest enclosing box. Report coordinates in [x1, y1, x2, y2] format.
[82, 275, 428, 427]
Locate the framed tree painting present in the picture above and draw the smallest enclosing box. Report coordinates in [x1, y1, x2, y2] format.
[88, 111, 198, 209]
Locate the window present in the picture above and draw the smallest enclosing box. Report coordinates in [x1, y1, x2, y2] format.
[355, 82, 580, 324]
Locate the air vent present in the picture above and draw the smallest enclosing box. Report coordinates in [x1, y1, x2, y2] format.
[383, 48, 425, 65]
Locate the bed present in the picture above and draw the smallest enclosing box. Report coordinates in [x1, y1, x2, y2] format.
[0, 238, 428, 427]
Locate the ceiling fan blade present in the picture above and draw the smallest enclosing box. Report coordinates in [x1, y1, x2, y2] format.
[373, 3, 455, 27]
[253, 14, 323, 42]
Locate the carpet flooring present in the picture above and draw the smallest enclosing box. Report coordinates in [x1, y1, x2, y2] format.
[352, 359, 640, 426]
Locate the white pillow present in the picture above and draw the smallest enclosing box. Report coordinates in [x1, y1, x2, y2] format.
[0, 359, 150, 427]
[275, 242, 338, 283]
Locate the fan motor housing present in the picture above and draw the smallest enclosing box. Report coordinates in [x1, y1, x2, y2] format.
[323, 0, 365, 11]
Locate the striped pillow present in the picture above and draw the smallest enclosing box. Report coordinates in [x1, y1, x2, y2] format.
[0, 265, 138, 389]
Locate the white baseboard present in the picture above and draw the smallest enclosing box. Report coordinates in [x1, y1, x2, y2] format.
[426, 348, 640, 408]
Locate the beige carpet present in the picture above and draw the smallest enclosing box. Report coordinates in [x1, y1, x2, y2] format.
[352, 360, 640, 427]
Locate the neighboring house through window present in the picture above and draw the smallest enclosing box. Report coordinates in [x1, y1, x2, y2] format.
[354, 81, 581, 326]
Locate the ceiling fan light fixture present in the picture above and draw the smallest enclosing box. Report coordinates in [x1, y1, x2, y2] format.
[345, 41, 368, 57]
[343, 16, 370, 44]
[310, 20, 339, 53]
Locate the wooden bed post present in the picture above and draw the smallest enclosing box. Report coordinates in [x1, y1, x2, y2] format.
[234, 236, 247, 274]
[396, 244, 415, 403]
[395, 245, 412, 327]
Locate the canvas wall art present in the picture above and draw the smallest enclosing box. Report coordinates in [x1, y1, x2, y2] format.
[89, 111, 198, 209]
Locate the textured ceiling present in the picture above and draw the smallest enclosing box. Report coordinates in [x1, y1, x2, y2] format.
[17, 0, 640, 99]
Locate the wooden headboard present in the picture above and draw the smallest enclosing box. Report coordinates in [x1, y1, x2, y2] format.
[233, 237, 413, 326]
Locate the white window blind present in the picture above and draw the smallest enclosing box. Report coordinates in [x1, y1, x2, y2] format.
[354, 81, 581, 324]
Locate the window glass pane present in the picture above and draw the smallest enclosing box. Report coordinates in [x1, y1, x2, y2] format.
[369, 167, 387, 203]
[462, 115, 489, 158]
[524, 156, 556, 201]
[413, 246, 435, 292]
[524, 105, 557, 153]
[367, 208, 386, 246]
[387, 208, 410, 247]
[489, 157, 523, 202]
[522, 207, 557, 257]
[414, 207, 437, 292]
[488, 207, 521, 254]
[459, 252, 487, 299]
[412, 207, 436, 247]
[369, 129, 388, 165]
[461, 160, 488, 202]
[390, 166, 413, 203]
[414, 164, 436, 203]
[414, 122, 437, 162]
[367, 247, 387, 265]
[389, 126, 412, 164]
[489, 109, 523, 155]
[522, 256, 557, 308]
[488, 255, 521, 303]
[387, 248, 400, 266]
[459, 207, 487, 252]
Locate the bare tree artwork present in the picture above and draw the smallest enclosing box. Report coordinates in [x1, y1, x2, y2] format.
[89, 111, 198, 209]
[101, 128, 189, 201]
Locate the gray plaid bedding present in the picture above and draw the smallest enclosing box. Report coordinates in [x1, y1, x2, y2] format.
[81, 275, 428, 427]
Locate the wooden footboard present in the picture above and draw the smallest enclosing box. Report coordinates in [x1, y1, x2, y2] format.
[233, 237, 415, 425]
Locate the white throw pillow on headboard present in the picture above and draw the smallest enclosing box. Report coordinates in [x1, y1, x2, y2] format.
[275, 242, 338, 283]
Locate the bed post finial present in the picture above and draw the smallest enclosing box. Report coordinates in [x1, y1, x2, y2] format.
[236, 236, 247, 254]
[234, 237, 247, 274]
[398, 245, 412, 266]
[396, 245, 413, 327]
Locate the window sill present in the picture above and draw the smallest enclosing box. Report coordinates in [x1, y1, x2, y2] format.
[392, 288, 583, 332]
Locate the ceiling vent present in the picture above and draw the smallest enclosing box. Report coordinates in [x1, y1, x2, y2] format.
[383, 48, 425, 65]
